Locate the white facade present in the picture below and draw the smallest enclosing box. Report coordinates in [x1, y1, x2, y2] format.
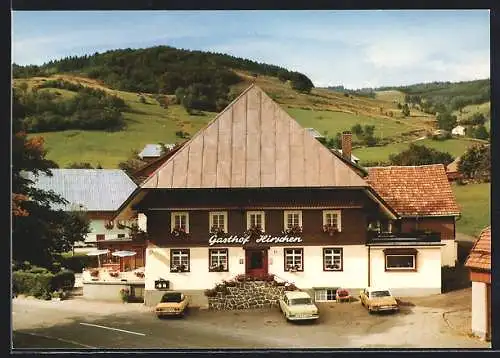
[441, 239, 458, 267]
[452, 125, 466, 136]
[369, 246, 442, 296]
[145, 244, 441, 296]
[471, 281, 490, 340]
[84, 219, 131, 243]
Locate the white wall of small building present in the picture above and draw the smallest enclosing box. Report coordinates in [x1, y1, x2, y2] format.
[471, 281, 489, 340]
[441, 239, 457, 267]
[369, 247, 442, 296]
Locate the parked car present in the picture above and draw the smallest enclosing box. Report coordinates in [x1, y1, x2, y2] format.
[359, 287, 399, 314]
[155, 291, 190, 318]
[279, 291, 319, 321]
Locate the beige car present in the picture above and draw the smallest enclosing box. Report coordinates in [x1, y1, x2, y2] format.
[359, 287, 399, 314]
[279, 291, 319, 321]
[155, 291, 190, 318]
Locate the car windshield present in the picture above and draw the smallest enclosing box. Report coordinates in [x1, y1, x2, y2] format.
[290, 298, 311, 305]
[161, 292, 183, 303]
[371, 290, 391, 298]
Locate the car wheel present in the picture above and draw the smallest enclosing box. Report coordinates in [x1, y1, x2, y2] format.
[368, 306, 374, 314]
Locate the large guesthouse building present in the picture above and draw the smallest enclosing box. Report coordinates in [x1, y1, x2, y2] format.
[115, 85, 461, 306]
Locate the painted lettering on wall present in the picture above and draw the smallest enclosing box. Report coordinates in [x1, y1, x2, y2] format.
[208, 234, 303, 246]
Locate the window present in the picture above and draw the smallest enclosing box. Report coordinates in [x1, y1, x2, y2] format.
[96, 234, 105, 241]
[247, 211, 265, 231]
[315, 288, 337, 302]
[323, 210, 342, 232]
[283, 210, 302, 230]
[171, 212, 189, 233]
[117, 234, 125, 238]
[284, 248, 304, 271]
[209, 211, 228, 233]
[323, 248, 343, 271]
[385, 255, 416, 271]
[209, 248, 229, 272]
[170, 249, 190, 272]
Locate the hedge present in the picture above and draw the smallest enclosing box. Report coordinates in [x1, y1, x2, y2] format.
[52, 270, 76, 291]
[13, 271, 54, 300]
[13, 269, 76, 298]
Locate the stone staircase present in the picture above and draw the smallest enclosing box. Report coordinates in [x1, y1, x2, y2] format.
[207, 274, 297, 310]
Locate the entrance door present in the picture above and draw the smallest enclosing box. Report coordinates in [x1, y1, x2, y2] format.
[245, 249, 268, 277]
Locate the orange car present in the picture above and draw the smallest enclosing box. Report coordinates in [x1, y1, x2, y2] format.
[155, 291, 190, 318]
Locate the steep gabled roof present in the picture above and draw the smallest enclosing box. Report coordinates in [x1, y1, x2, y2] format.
[366, 164, 461, 217]
[142, 85, 368, 189]
[465, 226, 491, 272]
[27, 169, 137, 211]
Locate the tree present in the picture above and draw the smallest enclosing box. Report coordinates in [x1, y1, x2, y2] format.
[472, 125, 489, 140]
[458, 145, 490, 182]
[351, 124, 363, 137]
[289, 72, 314, 94]
[389, 143, 454, 166]
[436, 112, 458, 131]
[12, 92, 90, 267]
[401, 103, 410, 117]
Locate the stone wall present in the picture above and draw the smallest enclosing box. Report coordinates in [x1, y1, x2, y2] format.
[207, 281, 288, 310]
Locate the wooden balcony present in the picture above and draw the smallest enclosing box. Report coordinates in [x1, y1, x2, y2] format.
[367, 230, 441, 243]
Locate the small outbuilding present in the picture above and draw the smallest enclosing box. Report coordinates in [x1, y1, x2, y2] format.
[451, 125, 466, 136]
[465, 226, 491, 341]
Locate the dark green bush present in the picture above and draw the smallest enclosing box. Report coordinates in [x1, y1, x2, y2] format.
[58, 254, 95, 272]
[52, 270, 75, 291]
[13, 271, 55, 298]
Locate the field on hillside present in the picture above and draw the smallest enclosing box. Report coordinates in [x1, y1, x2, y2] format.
[452, 183, 490, 237]
[285, 108, 421, 140]
[453, 101, 491, 131]
[23, 79, 216, 168]
[353, 138, 484, 165]
[374, 90, 406, 104]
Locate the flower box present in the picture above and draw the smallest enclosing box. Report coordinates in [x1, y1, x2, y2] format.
[283, 226, 302, 236]
[323, 225, 339, 236]
[134, 271, 145, 278]
[171, 264, 188, 273]
[171, 226, 188, 239]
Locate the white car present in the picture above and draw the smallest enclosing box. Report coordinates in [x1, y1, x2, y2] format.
[279, 291, 319, 321]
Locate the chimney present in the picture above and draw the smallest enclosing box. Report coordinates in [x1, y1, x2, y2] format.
[341, 131, 352, 162]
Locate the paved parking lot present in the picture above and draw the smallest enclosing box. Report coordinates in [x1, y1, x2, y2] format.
[12, 289, 491, 350]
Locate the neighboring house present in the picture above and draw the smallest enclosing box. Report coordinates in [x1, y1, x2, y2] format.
[29, 169, 145, 269]
[465, 226, 491, 341]
[451, 125, 466, 136]
[114, 84, 461, 307]
[305, 128, 325, 140]
[446, 156, 463, 182]
[366, 165, 461, 267]
[132, 143, 185, 184]
[138, 143, 176, 162]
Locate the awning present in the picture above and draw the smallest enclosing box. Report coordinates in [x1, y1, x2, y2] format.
[112, 250, 137, 257]
[86, 249, 110, 256]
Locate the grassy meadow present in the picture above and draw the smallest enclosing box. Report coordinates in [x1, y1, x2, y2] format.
[452, 182, 491, 237]
[354, 137, 484, 165]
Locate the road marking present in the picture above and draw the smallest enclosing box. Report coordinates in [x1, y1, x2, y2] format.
[14, 331, 97, 348]
[79, 322, 146, 336]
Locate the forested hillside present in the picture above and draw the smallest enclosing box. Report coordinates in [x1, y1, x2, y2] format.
[377, 79, 490, 115]
[13, 46, 314, 112]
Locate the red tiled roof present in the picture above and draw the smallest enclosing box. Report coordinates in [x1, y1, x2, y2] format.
[465, 226, 491, 272]
[366, 164, 461, 217]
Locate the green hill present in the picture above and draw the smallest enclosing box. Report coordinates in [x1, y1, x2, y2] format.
[12, 45, 489, 168]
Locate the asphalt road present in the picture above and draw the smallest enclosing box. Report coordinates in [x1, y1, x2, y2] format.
[12, 297, 491, 350]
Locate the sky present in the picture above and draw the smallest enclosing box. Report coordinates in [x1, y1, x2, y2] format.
[12, 10, 490, 89]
